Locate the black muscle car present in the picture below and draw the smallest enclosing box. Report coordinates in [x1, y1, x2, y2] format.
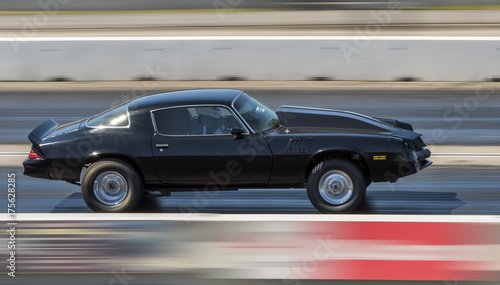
[23, 89, 432, 213]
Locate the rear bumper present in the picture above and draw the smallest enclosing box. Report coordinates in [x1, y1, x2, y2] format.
[23, 158, 50, 179]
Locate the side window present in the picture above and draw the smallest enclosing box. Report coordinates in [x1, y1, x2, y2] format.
[153, 106, 245, 136]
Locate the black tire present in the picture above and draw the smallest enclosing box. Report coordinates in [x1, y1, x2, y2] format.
[307, 158, 366, 213]
[81, 159, 143, 213]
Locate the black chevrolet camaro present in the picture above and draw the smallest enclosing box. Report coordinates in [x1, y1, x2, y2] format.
[23, 89, 432, 213]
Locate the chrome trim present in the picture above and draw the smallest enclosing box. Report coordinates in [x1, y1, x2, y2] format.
[150, 104, 249, 137]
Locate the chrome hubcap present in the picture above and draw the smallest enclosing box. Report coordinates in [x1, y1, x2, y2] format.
[318, 170, 353, 205]
[93, 171, 128, 206]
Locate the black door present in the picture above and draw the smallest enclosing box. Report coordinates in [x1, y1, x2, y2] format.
[151, 105, 273, 185]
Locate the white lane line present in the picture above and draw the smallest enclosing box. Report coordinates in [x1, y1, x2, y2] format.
[285, 2, 390, 5]
[433, 156, 500, 158]
[7, 213, 500, 222]
[433, 153, 500, 158]
[0, 152, 28, 157]
[0, 117, 82, 122]
[436, 153, 500, 155]
[2, 36, 500, 41]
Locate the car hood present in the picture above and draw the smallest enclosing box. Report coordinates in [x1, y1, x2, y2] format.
[275, 106, 401, 134]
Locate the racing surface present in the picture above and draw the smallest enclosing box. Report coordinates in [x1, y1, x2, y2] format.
[1, 86, 500, 214]
[1, 165, 498, 214]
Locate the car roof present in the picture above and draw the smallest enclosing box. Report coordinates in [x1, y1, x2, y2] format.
[129, 89, 243, 112]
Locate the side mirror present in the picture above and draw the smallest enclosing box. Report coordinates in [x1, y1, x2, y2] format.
[231, 128, 245, 140]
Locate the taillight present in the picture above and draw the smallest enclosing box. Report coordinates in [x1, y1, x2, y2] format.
[29, 149, 42, 159]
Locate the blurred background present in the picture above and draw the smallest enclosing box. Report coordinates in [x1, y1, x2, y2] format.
[2, 0, 500, 10]
[1, 1, 500, 284]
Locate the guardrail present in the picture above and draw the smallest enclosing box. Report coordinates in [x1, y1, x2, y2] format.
[2, 213, 500, 281]
[1, 36, 499, 82]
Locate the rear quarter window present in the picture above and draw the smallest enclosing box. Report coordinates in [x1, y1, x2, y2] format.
[87, 103, 130, 128]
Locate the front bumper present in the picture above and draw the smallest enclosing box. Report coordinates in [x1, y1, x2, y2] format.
[412, 147, 432, 172]
[23, 158, 50, 179]
[371, 147, 432, 183]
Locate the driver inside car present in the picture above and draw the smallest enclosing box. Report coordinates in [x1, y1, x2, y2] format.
[195, 107, 227, 135]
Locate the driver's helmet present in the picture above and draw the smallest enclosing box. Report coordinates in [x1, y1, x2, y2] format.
[195, 107, 222, 120]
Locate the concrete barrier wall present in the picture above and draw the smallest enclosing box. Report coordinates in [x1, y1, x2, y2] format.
[1, 36, 499, 82]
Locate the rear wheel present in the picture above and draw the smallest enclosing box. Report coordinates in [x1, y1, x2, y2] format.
[307, 158, 366, 213]
[81, 159, 143, 212]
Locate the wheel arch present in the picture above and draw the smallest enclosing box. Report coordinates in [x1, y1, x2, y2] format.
[306, 149, 372, 182]
[81, 154, 146, 186]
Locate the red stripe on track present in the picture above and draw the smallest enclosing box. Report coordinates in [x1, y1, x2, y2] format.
[308, 222, 494, 245]
[316, 260, 495, 281]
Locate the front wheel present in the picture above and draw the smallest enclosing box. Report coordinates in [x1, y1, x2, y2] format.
[307, 159, 366, 213]
[81, 159, 143, 213]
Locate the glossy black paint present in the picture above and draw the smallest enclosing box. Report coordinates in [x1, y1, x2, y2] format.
[152, 133, 273, 185]
[23, 89, 431, 189]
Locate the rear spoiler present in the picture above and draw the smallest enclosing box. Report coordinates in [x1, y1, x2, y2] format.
[375, 117, 413, 131]
[28, 119, 59, 145]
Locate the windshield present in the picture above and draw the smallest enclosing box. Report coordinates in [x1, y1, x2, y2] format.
[233, 93, 279, 132]
[87, 102, 130, 128]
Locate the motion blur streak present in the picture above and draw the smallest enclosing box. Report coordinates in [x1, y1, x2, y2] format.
[1, 214, 499, 281]
[1, 0, 500, 11]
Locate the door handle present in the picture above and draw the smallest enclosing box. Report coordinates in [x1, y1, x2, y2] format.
[156, 144, 169, 148]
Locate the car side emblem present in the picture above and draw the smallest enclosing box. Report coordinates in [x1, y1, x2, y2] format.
[285, 129, 290, 134]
